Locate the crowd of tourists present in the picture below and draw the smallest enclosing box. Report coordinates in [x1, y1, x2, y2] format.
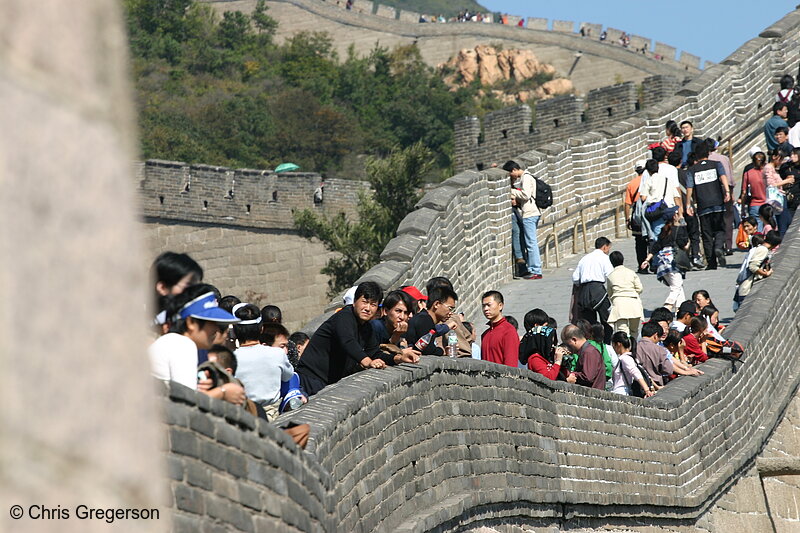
[146, 72, 795, 439]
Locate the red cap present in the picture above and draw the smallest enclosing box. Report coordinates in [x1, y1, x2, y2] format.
[401, 286, 427, 301]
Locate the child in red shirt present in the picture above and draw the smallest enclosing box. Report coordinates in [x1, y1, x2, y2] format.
[682, 316, 708, 364]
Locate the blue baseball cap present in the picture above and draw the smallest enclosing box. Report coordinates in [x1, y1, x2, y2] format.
[178, 292, 240, 323]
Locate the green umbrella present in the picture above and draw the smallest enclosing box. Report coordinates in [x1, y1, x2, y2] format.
[274, 162, 300, 173]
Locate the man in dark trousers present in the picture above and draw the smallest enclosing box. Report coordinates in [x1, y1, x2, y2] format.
[686, 143, 730, 270]
[296, 282, 387, 396]
[403, 286, 457, 356]
[562, 324, 606, 390]
[571, 237, 614, 344]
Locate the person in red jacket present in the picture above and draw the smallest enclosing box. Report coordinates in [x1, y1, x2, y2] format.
[519, 308, 567, 380]
[480, 291, 519, 367]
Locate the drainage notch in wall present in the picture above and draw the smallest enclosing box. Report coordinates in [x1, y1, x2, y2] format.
[246, 204, 251, 215]
[158, 195, 164, 205]
[203, 200, 208, 210]
[272, 190, 278, 202]
[501, 129, 508, 139]
[553, 118, 559, 128]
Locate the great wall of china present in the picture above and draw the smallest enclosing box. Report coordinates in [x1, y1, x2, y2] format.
[6, 1, 800, 532]
[157, 5, 800, 532]
[202, 0, 701, 94]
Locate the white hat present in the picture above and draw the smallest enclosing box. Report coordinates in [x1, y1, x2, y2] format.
[342, 286, 358, 306]
[748, 145, 762, 157]
[635, 159, 647, 169]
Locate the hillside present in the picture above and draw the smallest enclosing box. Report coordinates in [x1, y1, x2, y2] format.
[375, 0, 487, 18]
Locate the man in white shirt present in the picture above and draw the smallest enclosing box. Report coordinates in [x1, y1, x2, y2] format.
[571, 237, 614, 344]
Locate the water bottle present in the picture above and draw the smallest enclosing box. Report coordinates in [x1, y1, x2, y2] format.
[280, 373, 304, 413]
[415, 329, 436, 351]
[446, 331, 459, 358]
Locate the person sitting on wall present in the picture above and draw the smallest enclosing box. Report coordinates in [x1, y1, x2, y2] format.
[297, 282, 405, 397]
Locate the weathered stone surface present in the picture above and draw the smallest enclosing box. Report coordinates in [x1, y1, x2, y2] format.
[0, 0, 166, 530]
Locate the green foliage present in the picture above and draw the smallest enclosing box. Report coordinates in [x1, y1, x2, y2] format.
[294, 143, 433, 295]
[124, 0, 500, 173]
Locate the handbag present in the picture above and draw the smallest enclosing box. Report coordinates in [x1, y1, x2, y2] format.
[766, 186, 785, 213]
[644, 177, 670, 222]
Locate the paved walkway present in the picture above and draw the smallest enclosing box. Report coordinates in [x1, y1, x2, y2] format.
[471, 234, 744, 337]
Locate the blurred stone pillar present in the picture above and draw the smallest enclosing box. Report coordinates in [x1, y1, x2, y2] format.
[0, 1, 165, 532]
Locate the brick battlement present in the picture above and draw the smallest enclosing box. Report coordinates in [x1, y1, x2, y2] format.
[454, 75, 687, 172]
[137, 159, 371, 231]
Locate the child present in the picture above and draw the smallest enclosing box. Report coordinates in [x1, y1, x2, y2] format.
[682, 316, 708, 364]
[758, 204, 778, 235]
[734, 231, 782, 311]
[663, 331, 704, 376]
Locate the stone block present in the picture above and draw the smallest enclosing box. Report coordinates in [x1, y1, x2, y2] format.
[416, 186, 458, 211]
[397, 207, 439, 237]
[680, 51, 701, 69]
[374, 4, 396, 19]
[380, 234, 423, 262]
[186, 459, 213, 490]
[174, 484, 205, 515]
[527, 17, 547, 30]
[170, 428, 200, 458]
[629, 34, 650, 52]
[654, 41, 677, 61]
[552, 20, 575, 33]
[398, 10, 419, 23]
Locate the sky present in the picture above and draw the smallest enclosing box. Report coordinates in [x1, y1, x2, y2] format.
[481, 1, 798, 64]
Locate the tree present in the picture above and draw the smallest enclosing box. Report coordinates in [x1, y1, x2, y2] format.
[294, 143, 434, 296]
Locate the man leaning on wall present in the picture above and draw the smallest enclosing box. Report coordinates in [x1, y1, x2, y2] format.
[504, 160, 543, 280]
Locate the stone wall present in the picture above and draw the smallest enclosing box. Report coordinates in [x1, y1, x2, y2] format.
[141, 221, 334, 332]
[453, 77, 680, 173]
[137, 160, 370, 231]
[162, 216, 800, 532]
[137, 160, 375, 329]
[204, 0, 698, 93]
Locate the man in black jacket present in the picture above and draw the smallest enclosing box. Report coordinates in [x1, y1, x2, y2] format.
[403, 286, 458, 356]
[296, 282, 387, 396]
[673, 120, 704, 168]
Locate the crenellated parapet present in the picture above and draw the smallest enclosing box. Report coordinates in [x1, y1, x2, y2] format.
[453, 75, 687, 173]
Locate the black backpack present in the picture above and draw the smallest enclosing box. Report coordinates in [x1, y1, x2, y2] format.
[533, 176, 553, 209]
